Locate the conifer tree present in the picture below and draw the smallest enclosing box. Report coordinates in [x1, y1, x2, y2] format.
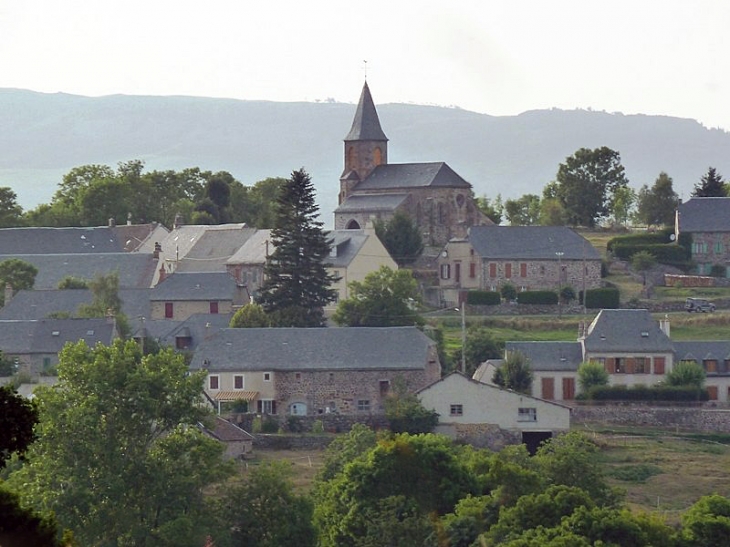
[258, 168, 337, 327]
[692, 167, 727, 197]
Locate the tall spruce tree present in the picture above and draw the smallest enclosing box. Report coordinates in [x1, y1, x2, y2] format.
[258, 168, 338, 327]
[692, 167, 727, 197]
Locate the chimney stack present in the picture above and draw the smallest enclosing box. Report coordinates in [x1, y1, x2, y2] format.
[153, 242, 162, 259]
[158, 263, 167, 283]
[659, 315, 671, 338]
[108, 217, 116, 227]
[4, 282, 13, 306]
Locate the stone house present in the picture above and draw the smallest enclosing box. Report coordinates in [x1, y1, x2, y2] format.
[676, 197, 730, 276]
[189, 326, 441, 417]
[417, 372, 570, 452]
[438, 225, 601, 305]
[334, 82, 491, 247]
[505, 308, 730, 403]
[199, 416, 254, 459]
[149, 272, 246, 321]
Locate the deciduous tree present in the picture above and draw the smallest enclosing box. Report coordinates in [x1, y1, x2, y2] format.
[635, 172, 679, 227]
[492, 350, 533, 394]
[374, 211, 424, 265]
[6, 340, 233, 546]
[554, 147, 629, 227]
[333, 266, 423, 327]
[504, 194, 541, 225]
[0, 385, 38, 467]
[0, 258, 38, 306]
[577, 361, 609, 393]
[229, 302, 270, 328]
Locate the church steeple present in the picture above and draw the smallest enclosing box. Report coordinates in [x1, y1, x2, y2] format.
[340, 81, 388, 204]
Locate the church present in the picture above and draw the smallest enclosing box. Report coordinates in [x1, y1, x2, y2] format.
[334, 82, 492, 247]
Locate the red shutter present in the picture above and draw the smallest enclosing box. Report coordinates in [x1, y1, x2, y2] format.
[164, 302, 173, 318]
[505, 263, 512, 278]
[520, 263, 527, 277]
[469, 263, 476, 278]
[653, 357, 666, 375]
[541, 377, 555, 400]
[489, 263, 496, 278]
[562, 377, 575, 400]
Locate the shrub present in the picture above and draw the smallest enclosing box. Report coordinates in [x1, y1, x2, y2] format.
[517, 291, 558, 305]
[584, 287, 620, 309]
[607, 464, 663, 483]
[613, 243, 689, 265]
[261, 417, 280, 433]
[311, 420, 324, 434]
[466, 290, 501, 306]
[577, 361, 609, 392]
[286, 416, 304, 433]
[587, 384, 709, 402]
[710, 264, 726, 278]
[607, 231, 672, 251]
[500, 283, 517, 301]
[666, 361, 706, 388]
[559, 286, 576, 303]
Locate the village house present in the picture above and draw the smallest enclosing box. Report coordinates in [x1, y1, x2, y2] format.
[676, 197, 730, 276]
[189, 326, 441, 417]
[334, 82, 491, 246]
[149, 271, 246, 321]
[418, 372, 571, 453]
[438, 225, 602, 305]
[504, 308, 730, 402]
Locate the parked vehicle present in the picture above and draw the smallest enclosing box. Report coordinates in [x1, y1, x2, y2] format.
[685, 297, 716, 313]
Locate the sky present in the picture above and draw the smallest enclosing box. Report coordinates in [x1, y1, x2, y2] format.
[1, 0, 730, 130]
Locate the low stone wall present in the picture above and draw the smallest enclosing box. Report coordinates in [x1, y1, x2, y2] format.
[228, 413, 389, 437]
[572, 404, 730, 433]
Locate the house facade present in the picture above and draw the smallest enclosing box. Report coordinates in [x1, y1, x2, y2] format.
[150, 272, 245, 320]
[677, 197, 730, 276]
[334, 82, 491, 246]
[418, 372, 570, 451]
[505, 309, 730, 403]
[189, 326, 441, 417]
[438, 225, 602, 305]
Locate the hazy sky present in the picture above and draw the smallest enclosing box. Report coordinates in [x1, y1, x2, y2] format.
[2, 1, 729, 130]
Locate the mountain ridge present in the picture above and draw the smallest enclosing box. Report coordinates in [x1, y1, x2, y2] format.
[1, 88, 728, 226]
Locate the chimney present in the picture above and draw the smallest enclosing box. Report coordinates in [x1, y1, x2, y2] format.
[106, 308, 115, 324]
[174, 212, 183, 229]
[659, 315, 671, 338]
[127, 212, 132, 226]
[4, 282, 12, 305]
[158, 263, 167, 283]
[108, 217, 116, 227]
[153, 242, 162, 259]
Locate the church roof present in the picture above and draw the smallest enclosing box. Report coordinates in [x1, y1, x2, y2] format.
[354, 162, 471, 190]
[334, 193, 408, 213]
[344, 81, 388, 142]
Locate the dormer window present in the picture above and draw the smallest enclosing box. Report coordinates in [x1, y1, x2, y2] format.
[330, 246, 337, 258]
[641, 331, 649, 338]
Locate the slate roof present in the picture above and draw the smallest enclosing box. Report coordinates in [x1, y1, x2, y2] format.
[0, 318, 116, 354]
[0, 253, 157, 289]
[150, 272, 237, 301]
[200, 417, 255, 442]
[673, 341, 730, 363]
[114, 223, 169, 252]
[583, 309, 674, 353]
[353, 162, 471, 191]
[466, 226, 600, 261]
[0, 288, 152, 321]
[159, 313, 233, 350]
[176, 226, 257, 273]
[189, 326, 435, 372]
[327, 230, 370, 268]
[0, 226, 126, 254]
[334, 193, 409, 214]
[226, 229, 272, 266]
[505, 341, 584, 371]
[344, 81, 388, 142]
[678, 198, 730, 232]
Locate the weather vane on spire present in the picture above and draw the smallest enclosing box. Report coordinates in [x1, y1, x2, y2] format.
[363, 60, 368, 80]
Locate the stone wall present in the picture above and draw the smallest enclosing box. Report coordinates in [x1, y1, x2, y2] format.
[572, 403, 730, 433]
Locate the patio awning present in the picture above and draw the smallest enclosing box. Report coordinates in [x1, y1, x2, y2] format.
[212, 390, 258, 402]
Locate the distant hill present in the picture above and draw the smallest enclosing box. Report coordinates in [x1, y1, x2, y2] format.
[1, 88, 729, 226]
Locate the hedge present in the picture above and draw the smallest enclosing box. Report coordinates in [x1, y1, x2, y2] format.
[607, 231, 673, 251]
[585, 384, 710, 402]
[466, 290, 501, 306]
[583, 287, 620, 309]
[517, 291, 558, 305]
[612, 243, 690, 263]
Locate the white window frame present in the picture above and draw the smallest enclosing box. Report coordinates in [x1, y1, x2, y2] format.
[450, 404, 463, 416]
[263, 372, 272, 382]
[357, 399, 370, 412]
[518, 407, 537, 422]
[209, 375, 220, 390]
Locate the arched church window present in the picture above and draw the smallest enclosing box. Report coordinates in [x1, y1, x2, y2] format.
[346, 219, 361, 229]
[438, 202, 445, 224]
[456, 194, 465, 207]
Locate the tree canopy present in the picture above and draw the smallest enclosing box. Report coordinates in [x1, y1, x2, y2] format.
[0, 258, 38, 306]
[693, 167, 727, 197]
[257, 168, 338, 327]
[492, 350, 533, 394]
[554, 147, 629, 227]
[374, 211, 424, 265]
[332, 266, 423, 327]
[6, 340, 233, 545]
[0, 385, 38, 468]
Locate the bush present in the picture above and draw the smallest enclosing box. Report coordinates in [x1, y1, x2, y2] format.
[261, 417, 280, 433]
[607, 231, 673, 251]
[587, 384, 709, 402]
[607, 464, 663, 483]
[500, 283, 517, 301]
[286, 416, 304, 433]
[613, 243, 690, 265]
[516, 290, 558, 305]
[584, 287, 620, 309]
[311, 420, 324, 434]
[577, 361, 609, 392]
[560, 286, 576, 303]
[710, 264, 726, 278]
[466, 290, 501, 305]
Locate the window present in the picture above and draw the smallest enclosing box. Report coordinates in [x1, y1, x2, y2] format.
[379, 380, 390, 396]
[209, 375, 219, 390]
[540, 265, 546, 275]
[707, 386, 718, 400]
[43, 357, 51, 370]
[505, 263, 512, 278]
[450, 404, 463, 416]
[295, 372, 301, 381]
[164, 302, 174, 318]
[234, 375, 243, 389]
[634, 357, 648, 374]
[257, 400, 277, 414]
[455, 262, 461, 283]
[520, 263, 527, 277]
[704, 359, 718, 373]
[357, 400, 371, 412]
[653, 357, 666, 375]
[518, 408, 537, 422]
[440, 263, 451, 279]
[489, 263, 497, 278]
[209, 301, 219, 314]
[614, 358, 626, 374]
[469, 263, 476, 278]
[263, 372, 271, 382]
[329, 372, 335, 382]
[715, 242, 723, 254]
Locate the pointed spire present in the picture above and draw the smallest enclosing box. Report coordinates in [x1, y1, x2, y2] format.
[344, 81, 388, 142]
